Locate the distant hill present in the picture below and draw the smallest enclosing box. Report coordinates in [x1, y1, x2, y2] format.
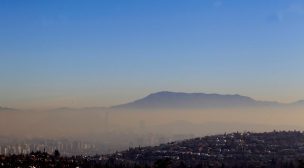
[112, 91, 281, 109]
[0, 106, 17, 112]
[291, 100, 304, 107]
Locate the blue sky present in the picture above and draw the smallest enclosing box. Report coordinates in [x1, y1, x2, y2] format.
[1, 0, 304, 108]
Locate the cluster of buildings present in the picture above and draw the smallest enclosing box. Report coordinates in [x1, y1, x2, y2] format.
[110, 131, 304, 167]
[0, 133, 193, 157]
[3, 131, 304, 167]
[0, 151, 99, 168]
[0, 139, 97, 156]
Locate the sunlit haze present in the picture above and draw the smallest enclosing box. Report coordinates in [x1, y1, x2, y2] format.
[2, 1, 304, 165]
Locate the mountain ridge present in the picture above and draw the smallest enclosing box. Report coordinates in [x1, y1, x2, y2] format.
[112, 91, 283, 109]
[2, 92, 304, 110]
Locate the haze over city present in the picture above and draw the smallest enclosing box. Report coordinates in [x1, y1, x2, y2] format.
[1, 1, 304, 167]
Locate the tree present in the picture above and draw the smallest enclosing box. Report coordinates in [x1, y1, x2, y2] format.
[154, 158, 172, 168]
[54, 150, 60, 158]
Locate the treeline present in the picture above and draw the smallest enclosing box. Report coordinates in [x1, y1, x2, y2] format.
[1, 151, 304, 168]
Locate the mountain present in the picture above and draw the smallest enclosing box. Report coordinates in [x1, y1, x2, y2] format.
[112, 91, 281, 109]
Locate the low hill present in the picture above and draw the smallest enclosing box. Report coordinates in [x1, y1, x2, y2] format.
[110, 131, 304, 167]
[0, 106, 17, 112]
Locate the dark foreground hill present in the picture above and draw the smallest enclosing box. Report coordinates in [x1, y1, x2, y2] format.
[2, 131, 304, 168]
[109, 131, 304, 167]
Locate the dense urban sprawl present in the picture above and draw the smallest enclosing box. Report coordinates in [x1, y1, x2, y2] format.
[2, 131, 304, 167]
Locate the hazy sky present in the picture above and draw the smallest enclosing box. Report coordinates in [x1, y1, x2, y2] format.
[1, 0, 304, 109]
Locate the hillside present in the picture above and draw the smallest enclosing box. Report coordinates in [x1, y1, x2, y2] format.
[109, 131, 304, 167]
